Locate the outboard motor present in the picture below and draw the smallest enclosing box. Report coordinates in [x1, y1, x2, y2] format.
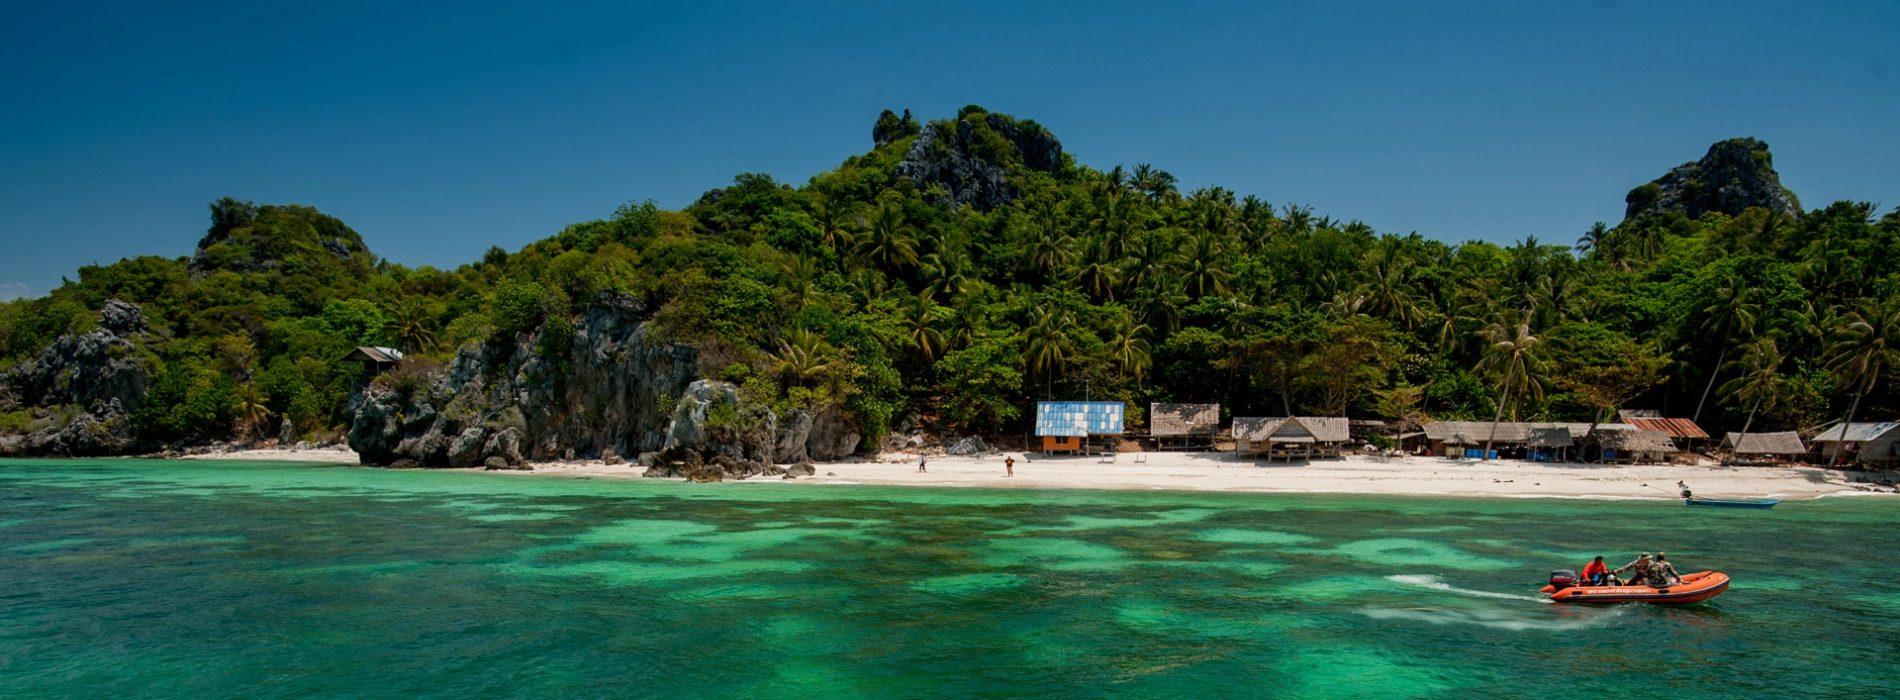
[1549, 569, 1578, 592]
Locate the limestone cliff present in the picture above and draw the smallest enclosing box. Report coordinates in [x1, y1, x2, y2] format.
[0, 300, 154, 456]
[895, 107, 1063, 211]
[1624, 138, 1801, 221]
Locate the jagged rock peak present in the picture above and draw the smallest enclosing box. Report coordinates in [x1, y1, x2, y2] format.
[873, 109, 921, 148]
[895, 105, 1064, 211]
[1624, 137, 1801, 221]
[191, 197, 376, 274]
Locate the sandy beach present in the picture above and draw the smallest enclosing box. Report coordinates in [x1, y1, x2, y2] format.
[499, 451, 1884, 501]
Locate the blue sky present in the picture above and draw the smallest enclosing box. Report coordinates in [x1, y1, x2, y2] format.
[2, 1, 1896, 301]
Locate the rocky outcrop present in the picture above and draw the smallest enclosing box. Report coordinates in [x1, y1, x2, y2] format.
[807, 405, 861, 462]
[1624, 138, 1801, 221]
[873, 109, 922, 148]
[0, 300, 156, 457]
[344, 292, 863, 470]
[774, 409, 812, 464]
[896, 109, 1063, 211]
[3, 299, 153, 413]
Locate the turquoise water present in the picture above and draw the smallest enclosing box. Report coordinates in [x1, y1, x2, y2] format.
[2, 459, 1896, 698]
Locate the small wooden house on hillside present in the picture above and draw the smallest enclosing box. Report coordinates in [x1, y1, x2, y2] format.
[1809, 422, 1900, 465]
[1035, 401, 1125, 454]
[1234, 416, 1350, 461]
[343, 346, 405, 375]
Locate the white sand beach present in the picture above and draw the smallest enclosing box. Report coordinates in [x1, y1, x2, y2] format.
[178, 446, 360, 463]
[505, 451, 1881, 501]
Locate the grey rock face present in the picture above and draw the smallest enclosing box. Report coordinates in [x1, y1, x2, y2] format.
[3, 299, 152, 413]
[1624, 138, 1801, 221]
[344, 292, 864, 470]
[895, 112, 1063, 211]
[807, 405, 862, 461]
[774, 409, 812, 464]
[945, 436, 991, 456]
[279, 417, 297, 445]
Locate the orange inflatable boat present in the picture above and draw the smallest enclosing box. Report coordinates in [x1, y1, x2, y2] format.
[1539, 570, 1729, 604]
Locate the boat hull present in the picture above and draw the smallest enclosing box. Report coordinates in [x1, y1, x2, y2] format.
[1686, 498, 1780, 508]
[1540, 571, 1729, 604]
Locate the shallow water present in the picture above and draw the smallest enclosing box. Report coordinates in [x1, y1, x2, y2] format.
[1, 459, 1895, 698]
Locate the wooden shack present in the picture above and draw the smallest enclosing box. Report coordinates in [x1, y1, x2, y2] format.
[1234, 416, 1350, 462]
[1721, 431, 1807, 465]
[342, 346, 405, 375]
[1809, 422, 1900, 465]
[1584, 426, 1679, 464]
[1149, 403, 1220, 450]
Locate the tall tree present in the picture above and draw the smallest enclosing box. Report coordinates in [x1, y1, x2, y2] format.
[1824, 301, 1900, 463]
[1692, 281, 1761, 423]
[1475, 311, 1546, 460]
[1718, 337, 1784, 463]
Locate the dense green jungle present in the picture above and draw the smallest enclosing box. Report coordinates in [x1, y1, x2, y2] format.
[4, 106, 1898, 451]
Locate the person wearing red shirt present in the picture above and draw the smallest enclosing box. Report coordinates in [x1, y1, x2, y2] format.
[1581, 556, 1610, 586]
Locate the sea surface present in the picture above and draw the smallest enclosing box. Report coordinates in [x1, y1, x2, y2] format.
[1, 459, 1896, 699]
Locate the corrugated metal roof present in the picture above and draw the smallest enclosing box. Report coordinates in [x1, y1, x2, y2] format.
[344, 346, 405, 363]
[1722, 431, 1807, 455]
[1035, 401, 1125, 437]
[1619, 415, 1709, 439]
[1150, 403, 1220, 436]
[1232, 417, 1284, 441]
[1812, 422, 1900, 442]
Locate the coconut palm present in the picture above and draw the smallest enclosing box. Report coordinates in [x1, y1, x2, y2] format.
[1180, 233, 1231, 298]
[234, 383, 274, 441]
[1718, 338, 1785, 464]
[1073, 239, 1126, 301]
[903, 295, 948, 362]
[1104, 315, 1152, 381]
[1475, 311, 1547, 460]
[1824, 301, 1900, 462]
[774, 329, 842, 387]
[813, 200, 861, 254]
[1025, 305, 1078, 397]
[1692, 281, 1761, 423]
[1575, 221, 1609, 256]
[852, 201, 919, 272]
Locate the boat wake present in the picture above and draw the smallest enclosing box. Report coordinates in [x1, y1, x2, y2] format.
[1385, 574, 1550, 603]
[1358, 605, 1629, 631]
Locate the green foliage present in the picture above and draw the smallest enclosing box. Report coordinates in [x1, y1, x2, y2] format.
[6, 110, 1894, 448]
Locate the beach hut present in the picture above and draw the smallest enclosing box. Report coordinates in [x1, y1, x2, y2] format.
[1234, 416, 1350, 461]
[342, 346, 404, 375]
[1617, 409, 1710, 447]
[1809, 422, 1900, 465]
[1420, 421, 1594, 459]
[1526, 427, 1574, 462]
[1035, 401, 1125, 454]
[1149, 403, 1220, 450]
[1441, 432, 1479, 459]
[1585, 426, 1678, 464]
[1721, 431, 1807, 465]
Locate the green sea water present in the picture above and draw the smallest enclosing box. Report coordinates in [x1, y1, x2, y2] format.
[2, 459, 1896, 699]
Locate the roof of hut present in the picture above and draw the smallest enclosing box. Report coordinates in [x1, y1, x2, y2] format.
[1526, 427, 1575, 448]
[1590, 427, 1679, 453]
[1232, 416, 1351, 443]
[1721, 431, 1807, 455]
[1150, 403, 1221, 436]
[1421, 421, 1595, 443]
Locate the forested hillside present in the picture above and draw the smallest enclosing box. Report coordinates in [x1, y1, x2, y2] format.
[4, 106, 1899, 457]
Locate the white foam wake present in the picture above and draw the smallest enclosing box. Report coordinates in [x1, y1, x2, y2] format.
[1358, 605, 1628, 631]
[1384, 574, 1551, 603]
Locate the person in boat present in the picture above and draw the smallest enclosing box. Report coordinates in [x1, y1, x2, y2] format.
[1580, 556, 1610, 586]
[1678, 481, 1692, 499]
[1648, 552, 1682, 586]
[1612, 552, 1652, 585]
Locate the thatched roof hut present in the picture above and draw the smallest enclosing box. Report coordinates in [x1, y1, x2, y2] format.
[1722, 431, 1807, 456]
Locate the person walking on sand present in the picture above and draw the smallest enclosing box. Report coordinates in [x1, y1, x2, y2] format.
[1005, 455, 1015, 477]
[1678, 481, 1692, 499]
[917, 452, 927, 473]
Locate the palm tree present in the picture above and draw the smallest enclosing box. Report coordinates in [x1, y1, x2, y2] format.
[1180, 233, 1231, 298]
[1718, 338, 1784, 464]
[1104, 315, 1152, 381]
[1824, 301, 1900, 463]
[774, 329, 842, 387]
[1074, 239, 1126, 301]
[903, 295, 948, 362]
[1575, 221, 1609, 256]
[1692, 281, 1761, 423]
[1025, 305, 1077, 398]
[1475, 311, 1546, 460]
[852, 201, 919, 272]
[1361, 249, 1422, 329]
[234, 383, 274, 441]
[813, 200, 861, 254]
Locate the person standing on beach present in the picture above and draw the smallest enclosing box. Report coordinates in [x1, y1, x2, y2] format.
[1678, 481, 1692, 499]
[917, 452, 927, 473]
[1005, 455, 1015, 477]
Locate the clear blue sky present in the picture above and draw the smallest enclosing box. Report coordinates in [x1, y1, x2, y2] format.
[3, 1, 1897, 301]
